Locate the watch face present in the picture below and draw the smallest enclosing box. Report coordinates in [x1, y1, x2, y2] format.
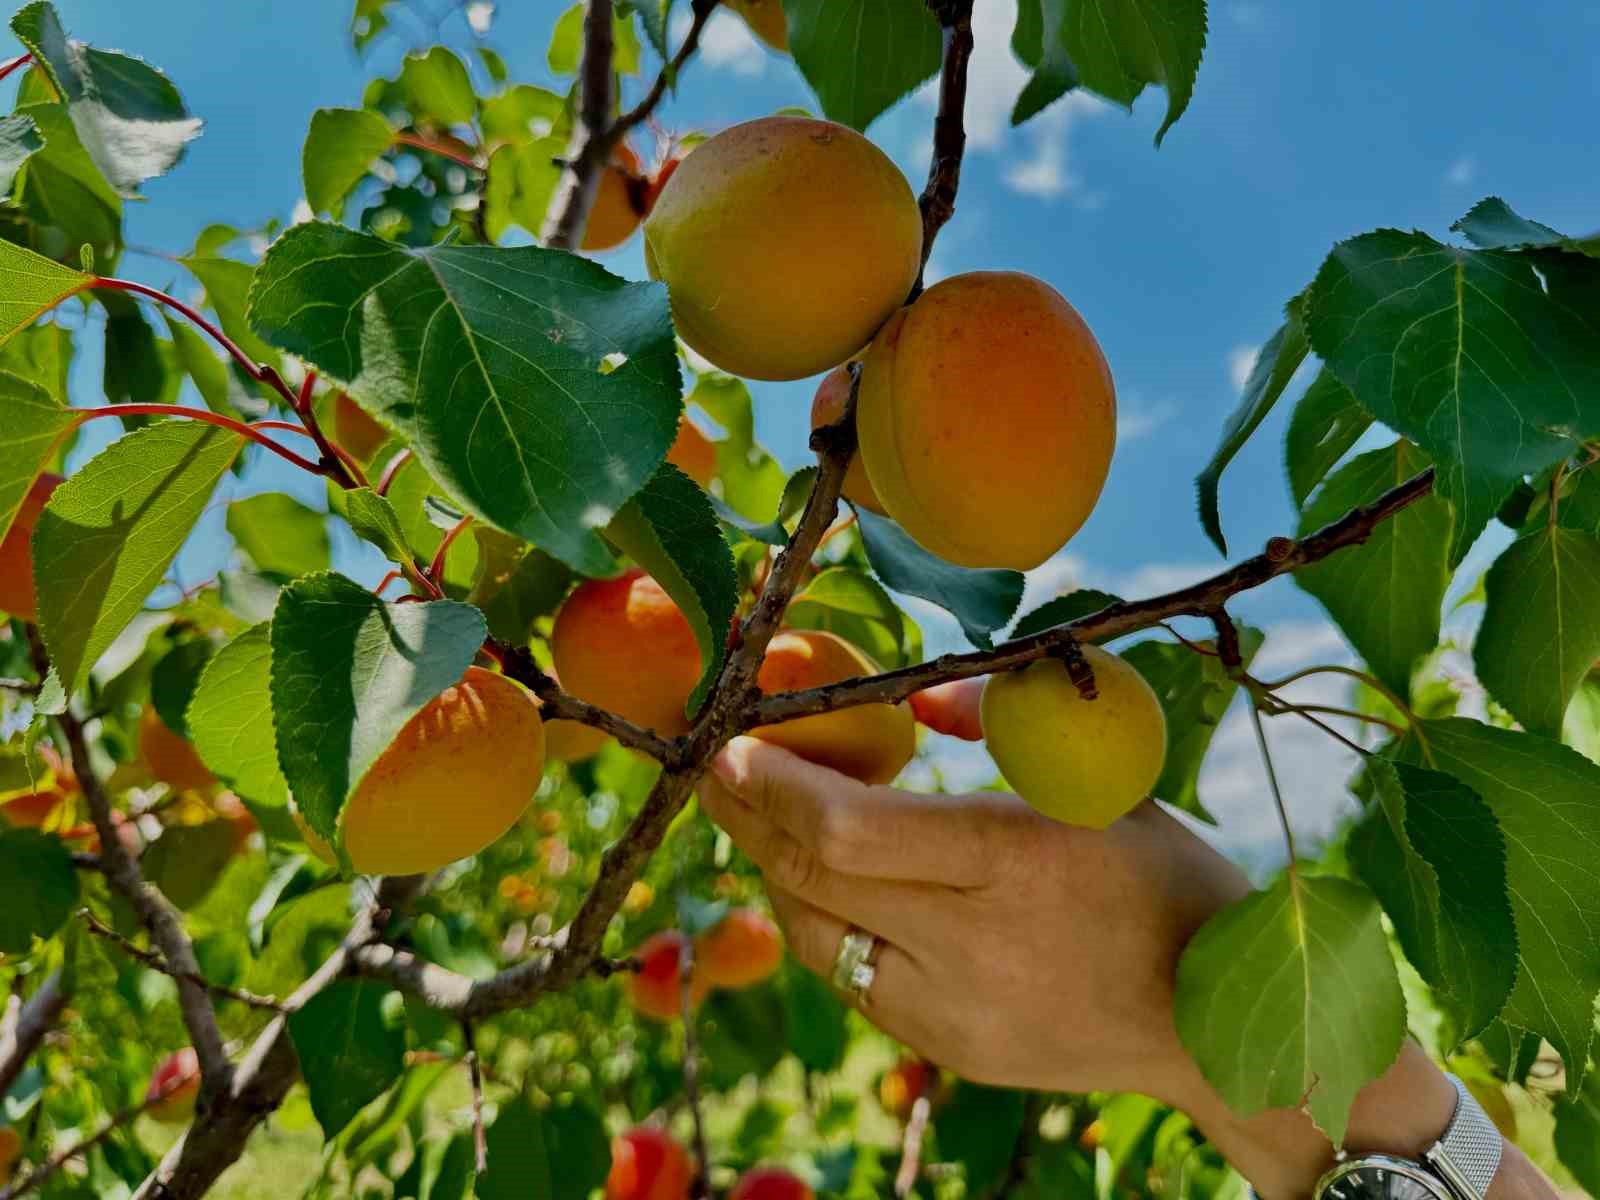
[1320, 1157, 1452, 1200]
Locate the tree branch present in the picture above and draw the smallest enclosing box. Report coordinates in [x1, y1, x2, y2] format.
[0, 972, 68, 1102]
[498, 644, 681, 763]
[913, 0, 975, 291]
[611, 0, 719, 142]
[78, 909, 286, 1013]
[541, 0, 617, 249]
[0, 1094, 160, 1200]
[746, 468, 1437, 726]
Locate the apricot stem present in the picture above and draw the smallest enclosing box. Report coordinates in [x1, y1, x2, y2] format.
[0, 53, 32, 85]
[394, 131, 481, 171]
[913, 1, 975, 293]
[1249, 700, 1299, 868]
[67, 405, 328, 475]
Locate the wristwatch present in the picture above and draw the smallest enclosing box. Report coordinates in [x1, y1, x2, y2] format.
[1314, 1075, 1502, 1200]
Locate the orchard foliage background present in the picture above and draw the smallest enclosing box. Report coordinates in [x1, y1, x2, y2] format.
[0, 1, 1599, 1199]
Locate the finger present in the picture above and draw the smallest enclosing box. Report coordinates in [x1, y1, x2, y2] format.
[701, 769, 938, 942]
[766, 886, 925, 1027]
[707, 736, 1005, 887]
[908, 677, 986, 741]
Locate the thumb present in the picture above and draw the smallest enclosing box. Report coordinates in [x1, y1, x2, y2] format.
[709, 735, 867, 826]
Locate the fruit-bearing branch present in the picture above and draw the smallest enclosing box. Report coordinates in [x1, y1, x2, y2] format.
[915, 0, 975, 285]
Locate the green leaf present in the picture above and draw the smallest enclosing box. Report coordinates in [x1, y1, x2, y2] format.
[1555, 1067, 1600, 1196]
[620, 0, 672, 61]
[150, 637, 212, 737]
[342, 488, 416, 569]
[855, 506, 1024, 650]
[547, 4, 641, 77]
[478, 1096, 612, 1200]
[247, 222, 683, 576]
[352, 0, 391, 52]
[303, 108, 394, 219]
[1473, 526, 1600, 739]
[786, 0, 943, 132]
[604, 462, 737, 714]
[483, 137, 565, 242]
[287, 980, 405, 1138]
[398, 48, 476, 127]
[1411, 719, 1600, 1091]
[1347, 760, 1515, 1042]
[1284, 367, 1371, 509]
[1120, 625, 1263, 821]
[182, 251, 279, 369]
[102, 303, 165, 406]
[11, 1, 202, 195]
[10, 101, 122, 260]
[1304, 229, 1600, 564]
[0, 235, 92, 343]
[715, 466, 815, 546]
[698, 986, 788, 1091]
[34, 420, 244, 697]
[188, 624, 289, 809]
[226, 492, 331, 580]
[467, 531, 573, 645]
[0, 828, 79, 952]
[1196, 305, 1309, 555]
[1450, 196, 1596, 257]
[1009, 587, 1122, 640]
[788, 567, 916, 670]
[164, 314, 245, 419]
[1016, 0, 1207, 144]
[1293, 441, 1453, 698]
[0, 321, 71, 407]
[269, 573, 485, 852]
[1174, 874, 1406, 1146]
[0, 113, 43, 194]
[480, 85, 565, 147]
[781, 961, 849, 1073]
[0, 371, 74, 543]
[1564, 673, 1600, 765]
[143, 820, 237, 909]
[691, 373, 786, 523]
[932, 1084, 1027, 1195]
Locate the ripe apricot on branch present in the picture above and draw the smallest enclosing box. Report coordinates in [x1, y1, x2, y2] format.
[644, 116, 922, 380]
[696, 907, 782, 988]
[607, 1127, 692, 1200]
[584, 143, 648, 252]
[666, 415, 718, 487]
[552, 569, 702, 737]
[908, 677, 985, 742]
[730, 1167, 815, 1200]
[336, 667, 544, 874]
[857, 272, 1116, 569]
[140, 707, 217, 794]
[810, 366, 882, 514]
[332, 393, 388, 463]
[145, 1047, 201, 1124]
[751, 630, 914, 785]
[0, 473, 63, 620]
[628, 930, 709, 1021]
[725, 0, 788, 52]
[981, 646, 1166, 829]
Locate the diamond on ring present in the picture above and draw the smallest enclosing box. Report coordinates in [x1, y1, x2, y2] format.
[831, 928, 881, 1002]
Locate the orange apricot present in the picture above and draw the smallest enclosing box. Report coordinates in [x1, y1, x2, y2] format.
[696, 907, 782, 989]
[628, 930, 710, 1021]
[0, 473, 63, 620]
[140, 707, 217, 794]
[751, 630, 914, 785]
[907, 677, 986, 742]
[0, 1125, 19, 1184]
[551, 570, 702, 737]
[730, 1167, 814, 1200]
[810, 366, 882, 514]
[145, 1047, 201, 1124]
[666, 416, 718, 488]
[332, 393, 390, 463]
[607, 1127, 692, 1200]
[857, 272, 1116, 570]
[583, 143, 647, 252]
[643, 155, 682, 212]
[878, 1058, 935, 1121]
[725, 0, 788, 51]
[644, 116, 921, 380]
[336, 666, 544, 874]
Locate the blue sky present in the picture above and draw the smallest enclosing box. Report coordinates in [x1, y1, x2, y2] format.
[26, 0, 1600, 863]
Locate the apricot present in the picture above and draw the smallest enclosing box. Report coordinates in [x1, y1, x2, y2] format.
[537, 668, 611, 764]
[607, 1127, 692, 1200]
[140, 707, 217, 794]
[332, 392, 390, 463]
[730, 1167, 814, 1200]
[696, 907, 782, 989]
[583, 143, 646, 253]
[552, 570, 702, 737]
[643, 155, 682, 211]
[980, 646, 1166, 829]
[810, 367, 882, 514]
[1, 786, 68, 829]
[644, 116, 921, 380]
[628, 930, 710, 1021]
[0, 1125, 19, 1184]
[908, 677, 985, 741]
[0, 473, 63, 620]
[751, 630, 914, 785]
[857, 272, 1116, 570]
[666, 415, 718, 488]
[145, 1047, 201, 1123]
[878, 1057, 936, 1122]
[335, 666, 543, 874]
[725, 0, 788, 52]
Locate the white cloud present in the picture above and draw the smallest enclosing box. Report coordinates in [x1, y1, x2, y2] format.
[1227, 344, 1258, 391]
[1247, 619, 1351, 676]
[1116, 400, 1176, 442]
[1446, 155, 1477, 186]
[672, 8, 765, 77]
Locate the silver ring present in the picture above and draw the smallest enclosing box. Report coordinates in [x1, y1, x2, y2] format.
[830, 928, 882, 1003]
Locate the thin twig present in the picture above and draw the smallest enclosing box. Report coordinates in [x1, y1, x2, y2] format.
[395, 131, 481, 170]
[375, 447, 412, 496]
[679, 939, 711, 1200]
[1249, 702, 1298, 867]
[1285, 706, 1372, 758]
[67, 405, 327, 475]
[79, 909, 286, 1012]
[497, 644, 680, 762]
[913, 0, 975, 291]
[0, 676, 40, 694]
[0, 1095, 163, 1200]
[0, 972, 67, 1102]
[611, 0, 719, 142]
[461, 1021, 488, 1176]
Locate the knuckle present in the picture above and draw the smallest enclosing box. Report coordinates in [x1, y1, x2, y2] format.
[812, 801, 861, 872]
[772, 836, 826, 895]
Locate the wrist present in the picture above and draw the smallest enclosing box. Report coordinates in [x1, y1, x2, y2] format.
[1166, 1041, 1460, 1200]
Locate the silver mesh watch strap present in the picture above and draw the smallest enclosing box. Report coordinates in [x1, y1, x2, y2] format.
[1424, 1074, 1502, 1200]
